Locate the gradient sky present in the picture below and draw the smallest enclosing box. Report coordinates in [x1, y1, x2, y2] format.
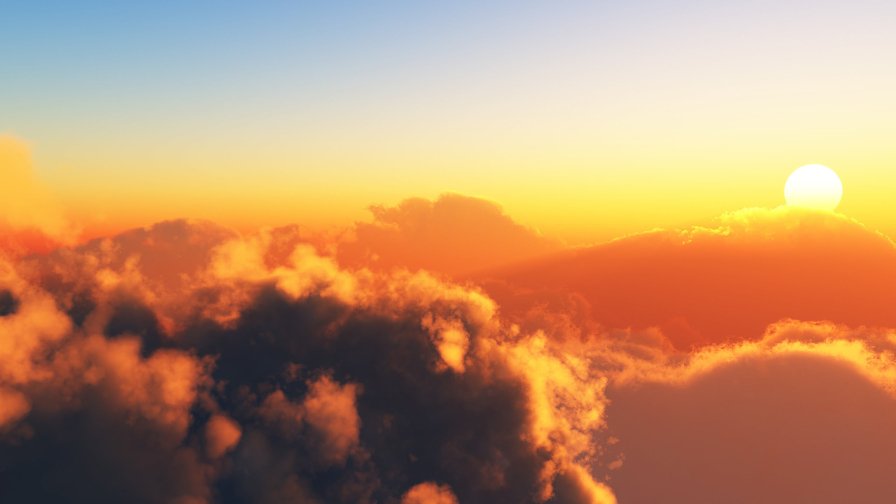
[2, 0, 895, 242]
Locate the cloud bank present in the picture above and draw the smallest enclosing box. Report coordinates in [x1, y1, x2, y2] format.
[3, 198, 896, 503]
[480, 207, 896, 348]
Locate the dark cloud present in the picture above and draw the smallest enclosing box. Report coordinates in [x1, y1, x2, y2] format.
[0, 289, 18, 316]
[104, 297, 167, 356]
[0, 389, 211, 504]
[196, 285, 575, 503]
[0, 321, 211, 504]
[0, 227, 613, 504]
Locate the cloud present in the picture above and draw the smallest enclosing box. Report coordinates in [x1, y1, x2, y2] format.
[197, 249, 611, 502]
[600, 322, 896, 503]
[0, 254, 215, 503]
[0, 264, 71, 385]
[337, 193, 561, 276]
[11, 200, 896, 503]
[300, 376, 362, 466]
[258, 375, 361, 468]
[401, 482, 459, 504]
[479, 206, 896, 349]
[0, 330, 213, 503]
[551, 465, 618, 504]
[204, 414, 242, 459]
[0, 135, 74, 252]
[1, 225, 614, 503]
[0, 387, 29, 430]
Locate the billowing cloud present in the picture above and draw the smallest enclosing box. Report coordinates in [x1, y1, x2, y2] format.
[0, 135, 74, 253]
[195, 238, 612, 502]
[205, 414, 243, 459]
[0, 264, 213, 503]
[258, 375, 361, 468]
[401, 482, 459, 504]
[1, 224, 613, 503]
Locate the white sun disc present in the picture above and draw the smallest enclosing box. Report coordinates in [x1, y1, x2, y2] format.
[784, 164, 842, 211]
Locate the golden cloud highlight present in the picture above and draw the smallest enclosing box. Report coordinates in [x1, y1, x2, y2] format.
[0, 135, 75, 252]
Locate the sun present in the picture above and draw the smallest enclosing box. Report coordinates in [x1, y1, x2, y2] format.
[784, 164, 843, 211]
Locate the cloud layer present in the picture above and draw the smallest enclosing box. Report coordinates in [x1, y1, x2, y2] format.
[602, 321, 896, 503]
[479, 207, 896, 348]
[4, 199, 896, 503]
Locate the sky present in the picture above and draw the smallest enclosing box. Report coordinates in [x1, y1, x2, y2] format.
[2, 0, 895, 242]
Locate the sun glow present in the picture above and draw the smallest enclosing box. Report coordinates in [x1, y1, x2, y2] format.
[784, 164, 843, 211]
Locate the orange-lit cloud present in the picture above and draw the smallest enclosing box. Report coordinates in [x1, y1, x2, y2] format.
[204, 414, 242, 459]
[7, 187, 896, 503]
[1, 220, 614, 503]
[401, 482, 460, 504]
[337, 193, 561, 275]
[0, 260, 214, 502]
[479, 206, 896, 349]
[600, 321, 896, 503]
[0, 136, 75, 254]
[259, 375, 361, 468]
[0, 387, 29, 430]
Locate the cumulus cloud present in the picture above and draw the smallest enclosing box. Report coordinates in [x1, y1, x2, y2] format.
[196, 238, 611, 502]
[338, 193, 561, 276]
[0, 287, 213, 502]
[1, 224, 613, 503]
[401, 482, 459, 504]
[205, 414, 242, 459]
[0, 135, 74, 252]
[258, 375, 361, 468]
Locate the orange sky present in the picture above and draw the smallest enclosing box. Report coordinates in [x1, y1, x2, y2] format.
[4, 1, 896, 244]
[2, 132, 895, 250]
